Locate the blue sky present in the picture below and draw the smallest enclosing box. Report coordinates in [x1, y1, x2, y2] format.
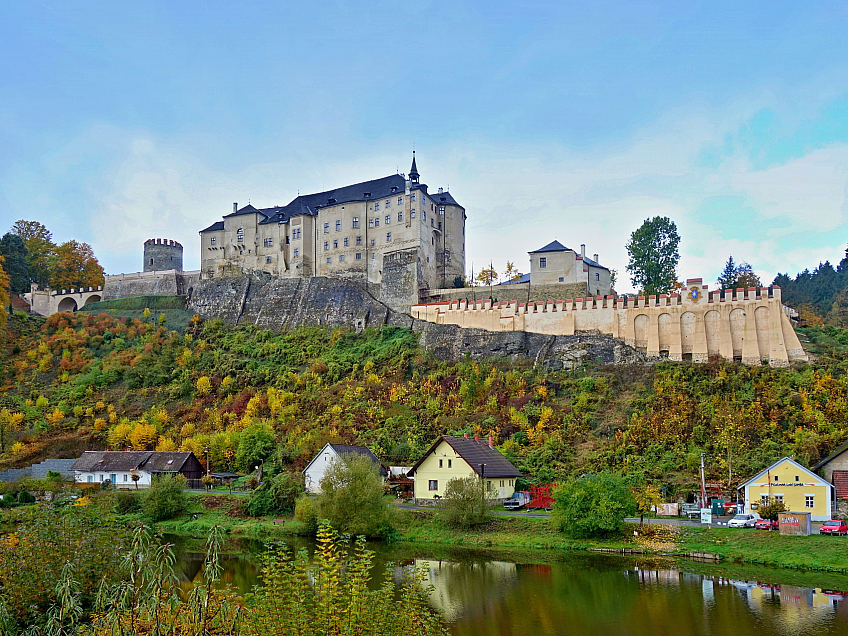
[2, 1, 848, 292]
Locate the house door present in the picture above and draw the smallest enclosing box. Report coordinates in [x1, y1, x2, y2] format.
[110, 474, 117, 486]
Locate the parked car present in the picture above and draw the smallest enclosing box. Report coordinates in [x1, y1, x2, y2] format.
[819, 520, 848, 536]
[503, 492, 531, 511]
[754, 518, 778, 530]
[728, 513, 760, 528]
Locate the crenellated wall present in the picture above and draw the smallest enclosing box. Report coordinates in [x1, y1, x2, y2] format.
[411, 278, 807, 367]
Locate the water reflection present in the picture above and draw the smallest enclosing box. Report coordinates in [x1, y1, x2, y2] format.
[170, 538, 848, 636]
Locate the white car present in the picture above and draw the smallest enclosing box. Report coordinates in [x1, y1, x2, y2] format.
[728, 513, 760, 528]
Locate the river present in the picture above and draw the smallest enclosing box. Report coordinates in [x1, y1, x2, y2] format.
[169, 536, 848, 635]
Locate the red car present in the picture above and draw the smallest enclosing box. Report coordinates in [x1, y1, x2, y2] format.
[755, 519, 778, 530]
[819, 520, 848, 536]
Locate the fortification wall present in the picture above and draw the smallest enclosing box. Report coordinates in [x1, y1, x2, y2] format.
[143, 238, 183, 272]
[412, 279, 808, 367]
[422, 282, 588, 305]
[103, 270, 200, 301]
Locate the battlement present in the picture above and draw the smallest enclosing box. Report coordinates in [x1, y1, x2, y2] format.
[144, 238, 183, 248]
[411, 279, 805, 367]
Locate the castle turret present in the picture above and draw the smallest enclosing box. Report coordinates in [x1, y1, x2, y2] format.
[144, 238, 183, 272]
[409, 151, 419, 183]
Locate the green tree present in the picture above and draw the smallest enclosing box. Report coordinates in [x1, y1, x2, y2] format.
[141, 475, 188, 521]
[759, 501, 786, 521]
[551, 474, 636, 538]
[11, 219, 55, 288]
[437, 475, 496, 527]
[631, 484, 663, 526]
[316, 454, 394, 538]
[717, 255, 737, 290]
[245, 470, 305, 517]
[236, 422, 276, 473]
[735, 262, 761, 289]
[625, 216, 680, 296]
[0, 233, 30, 294]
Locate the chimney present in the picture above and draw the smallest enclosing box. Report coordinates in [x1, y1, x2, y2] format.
[474, 433, 479, 442]
[488, 435, 493, 449]
[438, 187, 443, 193]
[593, 253, 598, 263]
[233, 202, 238, 214]
[581, 244, 586, 258]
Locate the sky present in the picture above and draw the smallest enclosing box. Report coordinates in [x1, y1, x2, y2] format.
[2, 1, 848, 293]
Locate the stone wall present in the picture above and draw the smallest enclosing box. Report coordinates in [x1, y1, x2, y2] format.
[186, 273, 644, 368]
[421, 282, 588, 305]
[143, 239, 183, 272]
[103, 270, 200, 301]
[380, 248, 420, 313]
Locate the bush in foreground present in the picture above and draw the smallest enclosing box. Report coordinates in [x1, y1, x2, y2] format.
[141, 475, 187, 521]
[437, 475, 496, 528]
[316, 454, 394, 538]
[551, 473, 636, 538]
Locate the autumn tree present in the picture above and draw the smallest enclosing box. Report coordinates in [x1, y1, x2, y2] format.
[625, 217, 680, 296]
[49, 240, 105, 290]
[503, 261, 522, 283]
[475, 266, 499, 286]
[735, 262, 761, 289]
[11, 220, 55, 287]
[0, 233, 30, 294]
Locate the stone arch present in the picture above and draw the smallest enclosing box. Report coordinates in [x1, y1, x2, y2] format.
[657, 313, 672, 354]
[57, 297, 78, 313]
[729, 308, 746, 359]
[634, 314, 649, 353]
[680, 312, 696, 354]
[83, 294, 101, 306]
[704, 310, 721, 357]
[755, 306, 770, 362]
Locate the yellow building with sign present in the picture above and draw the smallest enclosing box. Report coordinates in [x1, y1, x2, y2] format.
[738, 457, 833, 521]
[408, 435, 521, 503]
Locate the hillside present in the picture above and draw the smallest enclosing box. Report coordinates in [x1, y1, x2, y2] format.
[2, 308, 848, 496]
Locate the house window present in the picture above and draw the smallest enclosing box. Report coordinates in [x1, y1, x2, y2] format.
[385, 199, 390, 207]
[266, 256, 272, 264]
[344, 237, 349, 246]
[448, 459, 452, 468]
[439, 206, 445, 214]
[760, 495, 770, 506]
[352, 217, 359, 228]
[500, 480, 504, 487]
[333, 240, 338, 248]
[375, 202, 380, 210]
[439, 459, 443, 468]
[398, 196, 402, 205]
[369, 219, 374, 228]
[324, 242, 329, 250]
[595, 273, 600, 281]
[87, 475, 93, 483]
[356, 253, 362, 260]
[429, 480, 438, 491]
[356, 236, 362, 245]
[336, 220, 341, 231]
[539, 257, 547, 268]
[324, 223, 329, 233]
[339, 255, 345, 262]
[774, 495, 784, 504]
[805, 495, 815, 508]
[211, 237, 216, 245]
[385, 215, 390, 224]
[386, 232, 392, 242]
[795, 476, 800, 481]
[294, 248, 299, 257]
[124, 474, 128, 482]
[774, 475, 779, 481]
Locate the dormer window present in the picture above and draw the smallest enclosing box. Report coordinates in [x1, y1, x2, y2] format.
[391, 186, 398, 192]
[328, 198, 336, 204]
[364, 192, 371, 198]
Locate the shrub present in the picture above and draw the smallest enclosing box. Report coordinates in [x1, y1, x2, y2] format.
[116, 490, 141, 514]
[316, 454, 394, 538]
[294, 495, 318, 535]
[759, 501, 787, 521]
[551, 473, 636, 538]
[437, 476, 496, 527]
[244, 471, 304, 517]
[17, 490, 35, 504]
[142, 475, 188, 521]
[45, 470, 63, 482]
[2, 491, 17, 505]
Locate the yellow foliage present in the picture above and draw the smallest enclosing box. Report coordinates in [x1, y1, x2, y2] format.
[95, 400, 106, 412]
[85, 407, 94, 418]
[108, 411, 118, 424]
[180, 422, 196, 439]
[153, 410, 169, 426]
[93, 418, 108, 432]
[196, 376, 212, 396]
[536, 385, 549, 400]
[129, 423, 158, 450]
[72, 496, 90, 507]
[220, 376, 234, 394]
[38, 355, 53, 372]
[47, 408, 65, 424]
[155, 436, 177, 452]
[108, 421, 133, 449]
[245, 395, 262, 417]
[11, 442, 24, 455]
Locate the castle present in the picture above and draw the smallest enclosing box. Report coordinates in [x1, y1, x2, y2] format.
[198, 154, 466, 307]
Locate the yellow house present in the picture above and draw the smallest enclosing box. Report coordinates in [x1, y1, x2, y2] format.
[408, 435, 521, 503]
[738, 457, 833, 521]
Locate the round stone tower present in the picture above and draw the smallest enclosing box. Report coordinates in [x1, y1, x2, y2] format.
[143, 238, 183, 272]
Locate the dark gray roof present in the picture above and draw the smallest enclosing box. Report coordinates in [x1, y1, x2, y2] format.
[498, 273, 530, 285]
[432, 190, 463, 208]
[529, 240, 571, 254]
[409, 153, 420, 180]
[70, 451, 198, 473]
[327, 444, 388, 476]
[409, 436, 521, 478]
[813, 439, 848, 472]
[200, 221, 224, 233]
[581, 255, 608, 270]
[224, 204, 266, 219]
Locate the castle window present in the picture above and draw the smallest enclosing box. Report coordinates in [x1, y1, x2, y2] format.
[439, 206, 445, 215]
[375, 219, 379, 227]
[336, 220, 341, 231]
[339, 255, 345, 262]
[263, 238, 273, 247]
[286, 236, 290, 244]
[595, 273, 600, 281]
[385, 215, 390, 225]
[411, 193, 416, 201]
[294, 248, 299, 257]
[352, 217, 359, 228]
[369, 219, 374, 228]
[559, 277, 564, 282]
[398, 196, 402, 205]
[423, 196, 426, 204]
[411, 210, 416, 219]
[237, 229, 244, 243]
[210, 237, 216, 245]
[431, 219, 434, 227]
[344, 237, 349, 246]
[333, 240, 338, 248]
[438, 221, 442, 230]
[324, 223, 329, 233]
[266, 256, 271, 264]
[539, 257, 547, 268]
[423, 210, 426, 221]
[375, 202, 380, 210]
[371, 239, 375, 247]
[324, 242, 329, 250]
[150, 258, 154, 265]
[398, 211, 403, 222]
[356, 253, 362, 260]
[327, 257, 331, 263]
[386, 232, 392, 242]
[372, 253, 375, 260]
[385, 199, 390, 207]
[356, 236, 362, 245]
[431, 237, 435, 245]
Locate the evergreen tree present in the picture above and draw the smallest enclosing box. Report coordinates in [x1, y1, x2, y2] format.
[625, 216, 680, 295]
[0, 233, 31, 294]
[717, 256, 737, 290]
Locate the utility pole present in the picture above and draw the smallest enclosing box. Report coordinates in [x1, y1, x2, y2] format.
[699, 453, 707, 507]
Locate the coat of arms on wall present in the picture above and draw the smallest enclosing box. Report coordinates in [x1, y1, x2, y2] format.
[688, 286, 702, 302]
